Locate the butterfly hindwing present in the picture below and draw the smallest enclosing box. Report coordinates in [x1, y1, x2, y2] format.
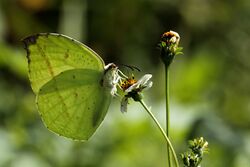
[37, 69, 111, 140]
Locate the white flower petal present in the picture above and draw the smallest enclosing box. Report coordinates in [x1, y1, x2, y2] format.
[137, 74, 152, 86]
[144, 81, 153, 90]
[125, 83, 139, 93]
[170, 30, 180, 39]
[125, 74, 152, 93]
[167, 30, 180, 45]
[121, 97, 128, 113]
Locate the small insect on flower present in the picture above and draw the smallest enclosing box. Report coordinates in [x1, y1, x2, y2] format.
[120, 74, 153, 113]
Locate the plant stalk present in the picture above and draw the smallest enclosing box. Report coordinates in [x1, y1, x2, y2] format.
[139, 100, 179, 167]
[165, 65, 171, 167]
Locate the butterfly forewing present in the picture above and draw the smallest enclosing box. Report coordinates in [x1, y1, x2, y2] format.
[23, 33, 105, 94]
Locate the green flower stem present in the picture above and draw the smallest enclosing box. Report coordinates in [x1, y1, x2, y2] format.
[165, 65, 171, 167]
[139, 99, 179, 167]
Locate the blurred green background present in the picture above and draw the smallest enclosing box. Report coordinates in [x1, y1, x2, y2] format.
[0, 0, 250, 166]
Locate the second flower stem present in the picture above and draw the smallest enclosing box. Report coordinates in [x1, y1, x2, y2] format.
[165, 66, 171, 167]
[139, 100, 179, 167]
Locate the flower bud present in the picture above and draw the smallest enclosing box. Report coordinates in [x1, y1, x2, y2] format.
[181, 137, 209, 167]
[159, 30, 182, 66]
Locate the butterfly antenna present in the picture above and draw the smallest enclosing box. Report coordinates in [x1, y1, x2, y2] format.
[120, 64, 141, 72]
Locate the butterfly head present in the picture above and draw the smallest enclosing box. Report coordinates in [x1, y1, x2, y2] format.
[102, 63, 120, 96]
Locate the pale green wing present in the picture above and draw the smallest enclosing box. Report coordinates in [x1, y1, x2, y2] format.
[37, 69, 111, 140]
[22, 33, 104, 94]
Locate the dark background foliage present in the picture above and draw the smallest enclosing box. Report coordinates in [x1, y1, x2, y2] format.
[0, 0, 249, 166]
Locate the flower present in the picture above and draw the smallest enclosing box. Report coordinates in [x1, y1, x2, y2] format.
[120, 74, 153, 113]
[159, 30, 183, 66]
[125, 74, 153, 93]
[181, 152, 200, 167]
[181, 137, 209, 167]
[188, 137, 209, 156]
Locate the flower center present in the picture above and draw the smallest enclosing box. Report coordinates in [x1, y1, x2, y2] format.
[120, 77, 137, 91]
